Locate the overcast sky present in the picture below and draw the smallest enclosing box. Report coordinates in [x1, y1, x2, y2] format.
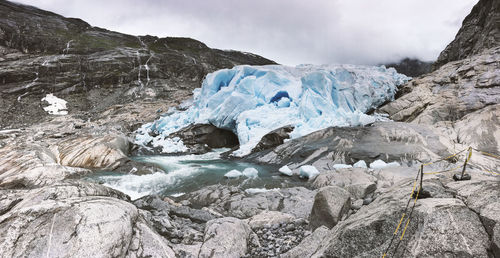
[16, 0, 478, 65]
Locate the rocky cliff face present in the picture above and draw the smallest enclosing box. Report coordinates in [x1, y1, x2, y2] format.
[433, 0, 500, 69]
[0, 1, 275, 128]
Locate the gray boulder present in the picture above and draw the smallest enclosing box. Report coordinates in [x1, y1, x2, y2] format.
[281, 226, 330, 258]
[220, 187, 316, 219]
[199, 217, 252, 258]
[309, 186, 351, 230]
[247, 210, 295, 229]
[312, 168, 377, 199]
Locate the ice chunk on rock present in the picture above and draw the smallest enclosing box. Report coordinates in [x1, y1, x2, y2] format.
[353, 160, 367, 168]
[299, 165, 320, 179]
[279, 165, 294, 176]
[224, 170, 243, 178]
[332, 164, 353, 170]
[369, 160, 401, 169]
[242, 167, 259, 178]
[135, 64, 410, 155]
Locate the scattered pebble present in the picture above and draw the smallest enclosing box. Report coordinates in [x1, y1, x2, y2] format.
[245, 219, 309, 257]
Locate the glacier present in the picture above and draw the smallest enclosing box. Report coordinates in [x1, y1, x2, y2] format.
[135, 64, 410, 156]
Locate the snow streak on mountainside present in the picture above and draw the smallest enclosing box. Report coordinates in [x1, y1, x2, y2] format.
[135, 64, 410, 156]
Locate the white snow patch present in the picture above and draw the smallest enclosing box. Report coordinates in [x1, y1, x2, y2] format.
[299, 165, 320, 179]
[41, 94, 68, 115]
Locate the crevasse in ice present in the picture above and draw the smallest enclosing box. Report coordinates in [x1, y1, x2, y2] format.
[135, 64, 410, 156]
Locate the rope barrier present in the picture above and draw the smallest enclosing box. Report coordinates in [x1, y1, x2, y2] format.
[422, 148, 467, 166]
[391, 166, 422, 257]
[472, 148, 500, 160]
[381, 146, 500, 257]
[423, 165, 462, 175]
[382, 168, 420, 258]
[481, 169, 500, 176]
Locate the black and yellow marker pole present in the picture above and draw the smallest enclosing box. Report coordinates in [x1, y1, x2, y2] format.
[453, 147, 472, 181]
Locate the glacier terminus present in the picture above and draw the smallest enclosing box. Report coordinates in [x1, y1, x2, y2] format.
[135, 64, 410, 156]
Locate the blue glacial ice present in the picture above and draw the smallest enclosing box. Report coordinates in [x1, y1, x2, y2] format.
[135, 64, 410, 156]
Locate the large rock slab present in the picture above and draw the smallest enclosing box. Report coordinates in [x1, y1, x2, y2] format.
[245, 121, 452, 169]
[309, 186, 351, 230]
[53, 134, 129, 169]
[199, 217, 252, 258]
[312, 168, 377, 199]
[0, 181, 174, 257]
[251, 125, 294, 153]
[448, 180, 500, 257]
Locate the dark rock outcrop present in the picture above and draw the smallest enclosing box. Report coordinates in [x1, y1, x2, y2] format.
[433, 0, 500, 69]
[169, 124, 239, 154]
[0, 0, 276, 128]
[251, 125, 294, 153]
[384, 58, 432, 77]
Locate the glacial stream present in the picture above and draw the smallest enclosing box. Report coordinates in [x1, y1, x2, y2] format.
[85, 149, 305, 200]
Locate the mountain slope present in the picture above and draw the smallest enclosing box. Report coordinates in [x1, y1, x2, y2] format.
[0, 0, 275, 128]
[433, 0, 500, 69]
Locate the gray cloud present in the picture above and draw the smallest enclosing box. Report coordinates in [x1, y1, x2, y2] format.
[15, 0, 478, 65]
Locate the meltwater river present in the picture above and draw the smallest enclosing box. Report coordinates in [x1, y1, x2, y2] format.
[85, 149, 305, 200]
